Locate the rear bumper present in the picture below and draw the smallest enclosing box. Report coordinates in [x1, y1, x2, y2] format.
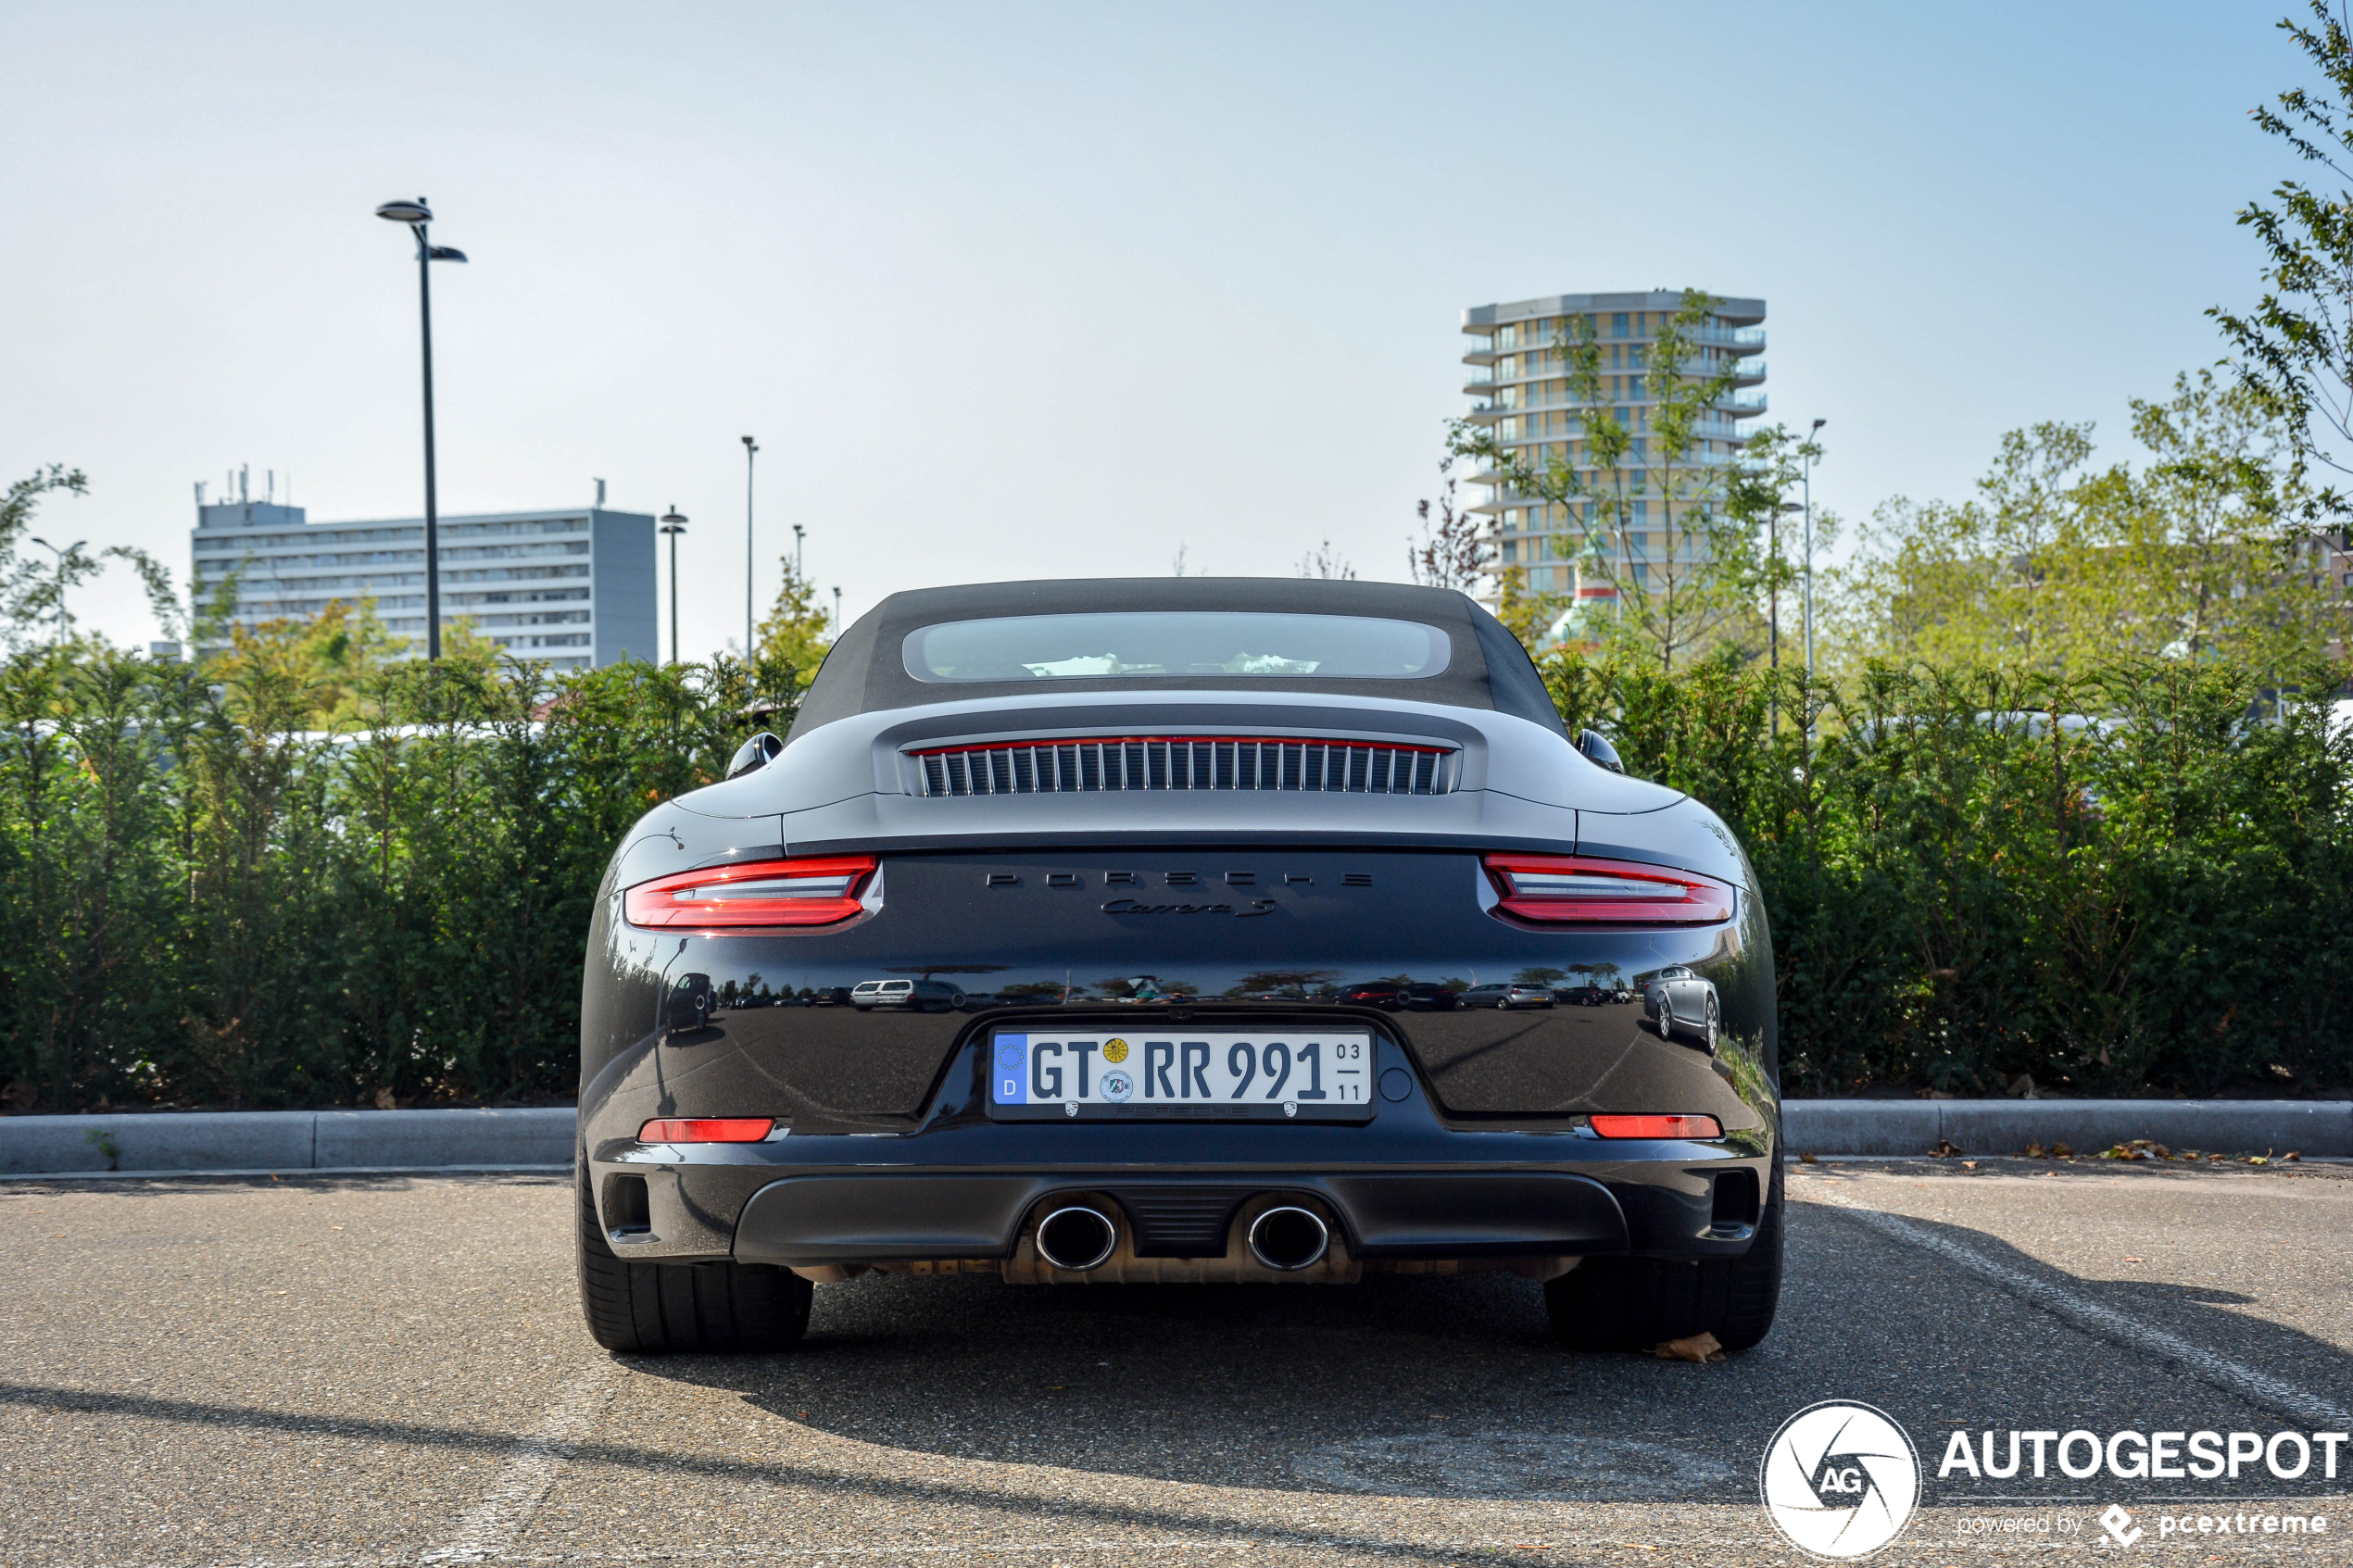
[732, 1170, 1631, 1264]
[585, 1036, 1773, 1270]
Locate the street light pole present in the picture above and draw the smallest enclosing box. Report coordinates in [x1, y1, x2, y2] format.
[28, 535, 84, 645]
[741, 435, 759, 661]
[375, 198, 467, 660]
[792, 522, 805, 583]
[1801, 417, 1826, 684]
[832, 586, 842, 636]
[660, 508, 688, 665]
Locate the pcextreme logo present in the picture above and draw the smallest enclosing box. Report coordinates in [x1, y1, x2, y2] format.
[1760, 1401, 1923, 1560]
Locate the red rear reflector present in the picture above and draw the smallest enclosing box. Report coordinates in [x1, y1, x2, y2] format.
[637, 1118, 774, 1143]
[1590, 1114, 1723, 1139]
[623, 855, 875, 929]
[1483, 853, 1734, 925]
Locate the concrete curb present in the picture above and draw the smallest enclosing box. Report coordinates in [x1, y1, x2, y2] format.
[0, 1100, 2343, 1177]
[1782, 1098, 2353, 1157]
[0, 1108, 576, 1177]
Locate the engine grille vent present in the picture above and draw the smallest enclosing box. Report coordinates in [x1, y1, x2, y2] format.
[910, 735, 1458, 798]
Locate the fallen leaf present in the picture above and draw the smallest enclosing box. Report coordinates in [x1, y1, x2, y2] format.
[1931, 1138, 1965, 1158]
[2284, 1151, 2301, 1162]
[1654, 1331, 1725, 1363]
[1962, 1160, 1979, 1170]
[2122, 1256, 2145, 1263]
[2248, 1155, 2270, 1166]
[2024, 1142, 2045, 1159]
[2052, 1142, 2074, 1158]
[1799, 1151, 1818, 1164]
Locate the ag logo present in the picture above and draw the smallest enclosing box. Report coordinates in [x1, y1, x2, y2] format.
[1759, 1400, 1920, 1560]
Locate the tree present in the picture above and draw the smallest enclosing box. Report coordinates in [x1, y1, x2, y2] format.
[1724, 423, 1830, 675]
[2, 467, 94, 646]
[2211, 1, 2353, 511]
[753, 557, 835, 693]
[1831, 373, 2346, 671]
[1407, 458, 1493, 591]
[1449, 292, 1760, 669]
[1296, 538, 1357, 579]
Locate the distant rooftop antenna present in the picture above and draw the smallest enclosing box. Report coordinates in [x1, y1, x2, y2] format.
[194, 481, 208, 507]
[239, 464, 249, 504]
[595, 478, 607, 508]
[267, 470, 275, 503]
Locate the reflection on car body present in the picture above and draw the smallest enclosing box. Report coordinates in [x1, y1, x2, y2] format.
[1642, 964, 1720, 1050]
[850, 978, 968, 1012]
[1457, 981, 1555, 1010]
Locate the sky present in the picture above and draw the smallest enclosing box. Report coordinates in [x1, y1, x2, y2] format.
[0, 1, 2317, 660]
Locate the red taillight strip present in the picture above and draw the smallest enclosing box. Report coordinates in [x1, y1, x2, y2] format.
[638, 1118, 774, 1143]
[623, 855, 876, 930]
[1590, 1114, 1722, 1139]
[1483, 853, 1735, 925]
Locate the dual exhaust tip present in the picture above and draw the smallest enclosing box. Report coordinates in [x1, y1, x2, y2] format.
[1032, 1202, 1331, 1273]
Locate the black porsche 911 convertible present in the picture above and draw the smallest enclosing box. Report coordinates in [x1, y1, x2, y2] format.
[576, 578, 1781, 1355]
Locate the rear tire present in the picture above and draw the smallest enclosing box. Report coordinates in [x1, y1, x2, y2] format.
[576, 1157, 812, 1354]
[1545, 1157, 1783, 1353]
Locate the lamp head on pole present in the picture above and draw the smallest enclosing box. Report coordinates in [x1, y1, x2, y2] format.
[1810, 418, 1827, 435]
[660, 508, 687, 535]
[427, 245, 467, 263]
[742, 435, 758, 454]
[375, 197, 433, 224]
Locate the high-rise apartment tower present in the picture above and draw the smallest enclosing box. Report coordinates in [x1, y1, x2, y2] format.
[1459, 290, 1765, 641]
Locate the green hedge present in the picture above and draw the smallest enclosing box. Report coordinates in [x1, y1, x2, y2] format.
[0, 648, 768, 1111]
[3, 646, 2346, 1110]
[1545, 653, 2353, 1098]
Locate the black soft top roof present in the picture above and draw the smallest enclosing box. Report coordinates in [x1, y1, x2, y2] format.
[786, 577, 1566, 740]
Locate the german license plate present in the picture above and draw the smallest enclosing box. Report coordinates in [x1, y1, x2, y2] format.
[986, 1030, 1376, 1120]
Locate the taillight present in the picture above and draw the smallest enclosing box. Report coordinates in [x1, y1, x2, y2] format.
[1483, 853, 1734, 924]
[623, 855, 875, 929]
[638, 1118, 774, 1143]
[1590, 1114, 1722, 1139]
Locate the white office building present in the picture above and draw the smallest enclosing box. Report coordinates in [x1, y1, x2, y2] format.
[190, 499, 657, 670]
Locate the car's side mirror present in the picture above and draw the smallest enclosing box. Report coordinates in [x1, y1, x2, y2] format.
[1577, 728, 1625, 773]
[726, 731, 783, 780]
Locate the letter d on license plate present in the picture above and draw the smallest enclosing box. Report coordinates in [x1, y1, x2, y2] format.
[986, 1030, 1376, 1121]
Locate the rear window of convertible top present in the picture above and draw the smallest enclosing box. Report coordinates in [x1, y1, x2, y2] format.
[902, 611, 1453, 682]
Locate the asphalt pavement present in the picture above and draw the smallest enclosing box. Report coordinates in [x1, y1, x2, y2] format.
[3, 1159, 2348, 1566]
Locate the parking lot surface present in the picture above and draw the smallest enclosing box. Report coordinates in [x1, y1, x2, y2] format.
[2, 1159, 2347, 1566]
